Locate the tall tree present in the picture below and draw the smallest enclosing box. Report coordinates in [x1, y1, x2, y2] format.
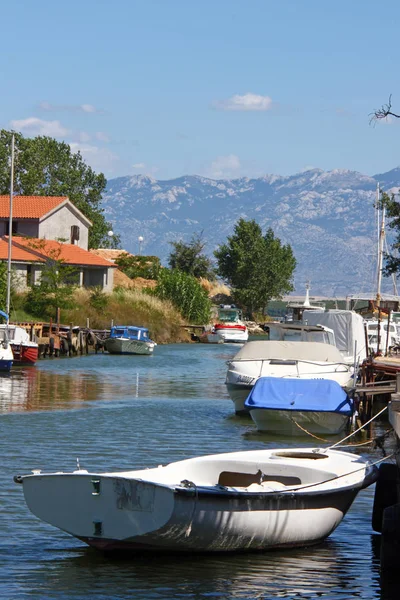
[214, 218, 296, 316]
[168, 233, 215, 280]
[0, 129, 119, 249]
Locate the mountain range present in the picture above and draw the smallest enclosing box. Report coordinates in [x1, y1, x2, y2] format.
[102, 167, 400, 297]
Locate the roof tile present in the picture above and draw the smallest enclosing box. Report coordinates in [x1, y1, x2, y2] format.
[0, 196, 68, 219]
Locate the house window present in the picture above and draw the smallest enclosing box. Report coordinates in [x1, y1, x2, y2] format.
[26, 265, 32, 286]
[71, 225, 80, 244]
[5, 221, 18, 235]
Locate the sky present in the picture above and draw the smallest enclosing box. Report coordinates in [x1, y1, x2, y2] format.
[2, 0, 400, 181]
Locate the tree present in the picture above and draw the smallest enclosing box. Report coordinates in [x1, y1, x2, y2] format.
[377, 191, 400, 276]
[214, 218, 296, 316]
[0, 129, 120, 249]
[24, 240, 78, 319]
[168, 233, 216, 280]
[370, 94, 400, 123]
[153, 268, 212, 324]
[115, 253, 161, 280]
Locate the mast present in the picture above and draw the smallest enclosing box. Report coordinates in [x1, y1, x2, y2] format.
[376, 182, 385, 308]
[6, 134, 14, 323]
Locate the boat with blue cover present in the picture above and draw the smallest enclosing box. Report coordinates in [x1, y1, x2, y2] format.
[245, 377, 354, 436]
[104, 325, 156, 355]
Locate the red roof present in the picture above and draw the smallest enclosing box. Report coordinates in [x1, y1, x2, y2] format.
[0, 237, 117, 268]
[0, 196, 68, 219]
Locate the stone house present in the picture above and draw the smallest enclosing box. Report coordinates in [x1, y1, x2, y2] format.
[0, 195, 116, 291]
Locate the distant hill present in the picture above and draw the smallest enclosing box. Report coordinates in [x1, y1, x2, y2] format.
[102, 167, 400, 296]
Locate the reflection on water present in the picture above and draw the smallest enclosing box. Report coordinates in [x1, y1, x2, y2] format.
[0, 343, 394, 599]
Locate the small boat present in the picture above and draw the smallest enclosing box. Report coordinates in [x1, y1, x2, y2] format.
[14, 446, 377, 553]
[198, 331, 225, 344]
[0, 310, 13, 372]
[245, 377, 354, 436]
[0, 324, 38, 365]
[213, 305, 249, 344]
[226, 340, 355, 414]
[285, 282, 325, 323]
[104, 325, 156, 355]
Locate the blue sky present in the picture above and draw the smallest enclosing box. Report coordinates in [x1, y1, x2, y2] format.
[2, 0, 400, 180]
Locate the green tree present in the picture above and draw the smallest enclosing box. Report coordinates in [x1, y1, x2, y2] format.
[214, 218, 296, 316]
[115, 253, 161, 280]
[153, 268, 211, 324]
[24, 240, 78, 319]
[168, 233, 215, 280]
[0, 262, 7, 315]
[0, 129, 120, 249]
[377, 191, 400, 276]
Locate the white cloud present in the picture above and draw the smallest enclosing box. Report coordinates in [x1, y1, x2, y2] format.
[215, 93, 273, 111]
[39, 101, 103, 114]
[132, 162, 146, 169]
[69, 142, 119, 173]
[95, 131, 110, 142]
[78, 131, 91, 143]
[10, 117, 69, 137]
[209, 154, 241, 179]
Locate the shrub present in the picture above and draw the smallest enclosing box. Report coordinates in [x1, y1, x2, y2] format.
[153, 269, 211, 324]
[115, 254, 161, 280]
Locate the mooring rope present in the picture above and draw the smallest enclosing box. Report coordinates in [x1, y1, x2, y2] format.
[328, 404, 388, 449]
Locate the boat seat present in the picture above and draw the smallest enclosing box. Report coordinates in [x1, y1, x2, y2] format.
[247, 481, 287, 492]
[218, 470, 301, 487]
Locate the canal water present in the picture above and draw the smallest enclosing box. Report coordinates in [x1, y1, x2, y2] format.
[0, 344, 397, 599]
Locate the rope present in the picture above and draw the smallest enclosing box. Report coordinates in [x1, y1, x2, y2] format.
[328, 405, 388, 449]
[291, 419, 329, 442]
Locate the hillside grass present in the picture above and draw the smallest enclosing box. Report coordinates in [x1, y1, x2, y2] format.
[9, 289, 191, 344]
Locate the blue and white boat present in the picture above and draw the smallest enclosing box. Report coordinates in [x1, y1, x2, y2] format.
[0, 310, 14, 372]
[245, 377, 354, 436]
[104, 325, 156, 356]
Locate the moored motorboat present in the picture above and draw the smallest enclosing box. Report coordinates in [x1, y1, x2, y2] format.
[213, 304, 249, 344]
[226, 340, 355, 414]
[245, 377, 354, 435]
[0, 324, 38, 365]
[15, 446, 377, 553]
[0, 310, 13, 372]
[104, 325, 156, 355]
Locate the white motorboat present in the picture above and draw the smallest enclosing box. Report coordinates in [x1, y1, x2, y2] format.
[15, 447, 377, 553]
[245, 377, 354, 436]
[0, 310, 13, 372]
[104, 325, 156, 355]
[0, 324, 38, 365]
[302, 309, 368, 366]
[212, 305, 249, 344]
[226, 340, 355, 414]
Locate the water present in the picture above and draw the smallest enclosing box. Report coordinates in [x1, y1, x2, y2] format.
[0, 344, 397, 599]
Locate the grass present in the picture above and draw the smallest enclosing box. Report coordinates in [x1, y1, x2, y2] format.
[9, 289, 191, 344]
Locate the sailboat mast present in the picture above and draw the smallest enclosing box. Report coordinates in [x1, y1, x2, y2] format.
[376, 182, 385, 308]
[6, 134, 14, 323]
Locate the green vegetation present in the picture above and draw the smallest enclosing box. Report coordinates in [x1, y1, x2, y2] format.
[153, 268, 212, 324]
[378, 191, 400, 277]
[23, 240, 78, 319]
[214, 218, 296, 317]
[115, 253, 161, 280]
[168, 233, 215, 280]
[0, 129, 119, 249]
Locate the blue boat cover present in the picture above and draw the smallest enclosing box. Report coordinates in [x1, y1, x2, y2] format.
[245, 377, 353, 415]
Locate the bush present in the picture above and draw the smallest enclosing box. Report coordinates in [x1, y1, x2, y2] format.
[115, 254, 161, 280]
[153, 269, 211, 324]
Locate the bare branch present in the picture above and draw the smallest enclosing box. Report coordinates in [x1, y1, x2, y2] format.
[370, 94, 400, 125]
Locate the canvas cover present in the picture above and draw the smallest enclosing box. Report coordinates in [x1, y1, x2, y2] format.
[245, 377, 353, 415]
[231, 340, 344, 362]
[302, 309, 367, 363]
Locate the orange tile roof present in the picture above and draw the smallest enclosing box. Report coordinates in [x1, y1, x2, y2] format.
[0, 237, 117, 267]
[0, 196, 68, 219]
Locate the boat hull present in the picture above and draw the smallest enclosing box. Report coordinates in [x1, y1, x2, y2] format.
[21, 472, 361, 553]
[249, 408, 350, 436]
[10, 343, 38, 366]
[18, 448, 377, 553]
[214, 325, 248, 344]
[104, 338, 155, 355]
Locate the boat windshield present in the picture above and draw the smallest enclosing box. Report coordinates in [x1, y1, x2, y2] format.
[218, 309, 240, 323]
[112, 328, 127, 337]
[269, 326, 334, 345]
